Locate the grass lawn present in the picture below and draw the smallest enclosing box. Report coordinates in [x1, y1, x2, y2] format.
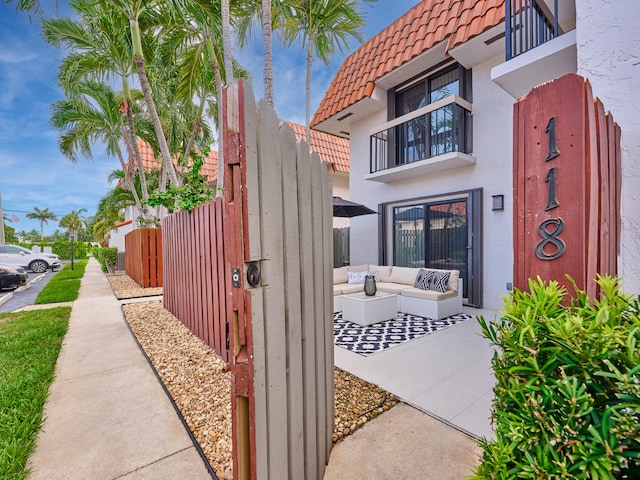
[0, 307, 71, 480]
[35, 260, 87, 305]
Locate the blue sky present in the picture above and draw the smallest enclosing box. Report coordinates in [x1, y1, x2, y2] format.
[0, 0, 416, 237]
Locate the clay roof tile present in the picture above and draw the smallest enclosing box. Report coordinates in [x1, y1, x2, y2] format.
[313, 0, 504, 128]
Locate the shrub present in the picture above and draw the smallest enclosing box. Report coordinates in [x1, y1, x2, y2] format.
[51, 240, 87, 260]
[93, 247, 117, 273]
[473, 275, 640, 479]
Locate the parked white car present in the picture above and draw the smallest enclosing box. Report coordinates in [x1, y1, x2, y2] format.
[0, 244, 61, 273]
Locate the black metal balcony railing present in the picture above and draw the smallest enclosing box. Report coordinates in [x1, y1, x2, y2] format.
[506, 0, 558, 60]
[370, 100, 471, 174]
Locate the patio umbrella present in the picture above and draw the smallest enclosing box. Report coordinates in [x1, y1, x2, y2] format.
[333, 196, 377, 218]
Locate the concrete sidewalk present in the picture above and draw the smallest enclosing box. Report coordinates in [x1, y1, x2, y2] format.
[27, 258, 211, 479]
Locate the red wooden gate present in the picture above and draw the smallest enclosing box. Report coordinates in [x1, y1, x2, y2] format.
[513, 73, 621, 297]
[124, 227, 163, 288]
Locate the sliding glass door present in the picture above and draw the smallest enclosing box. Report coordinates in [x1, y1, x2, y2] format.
[386, 190, 482, 306]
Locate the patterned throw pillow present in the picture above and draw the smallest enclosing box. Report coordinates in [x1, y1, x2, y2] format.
[414, 269, 434, 290]
[347, 271, 368, 284]
[430, 271, 451, 293]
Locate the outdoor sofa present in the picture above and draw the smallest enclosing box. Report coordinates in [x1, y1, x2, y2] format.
[333, 264, 462, 320]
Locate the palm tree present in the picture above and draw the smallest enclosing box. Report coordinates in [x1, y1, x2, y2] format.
[279, 0, 370, 141]
[43, 7, 153, 204]
[26, 207, 58, 240]
[93, 184, 136, 243]
[59, 208, 88, 241]
[50, 80, 148, 213]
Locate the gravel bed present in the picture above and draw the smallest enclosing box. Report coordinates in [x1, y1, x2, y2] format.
[108, 274, 163, 299]
[122, 300, 398, 478]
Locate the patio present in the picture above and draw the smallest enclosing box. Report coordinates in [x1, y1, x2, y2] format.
[334, 306, 498, 440]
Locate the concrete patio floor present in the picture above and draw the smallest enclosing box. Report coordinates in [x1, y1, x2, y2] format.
[334, 306, 500, 440]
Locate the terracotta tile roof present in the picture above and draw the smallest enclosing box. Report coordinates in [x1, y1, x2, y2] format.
[134, 140, 218, 182]
[285, 121, 350, 173]
[312, 0, 504, 127]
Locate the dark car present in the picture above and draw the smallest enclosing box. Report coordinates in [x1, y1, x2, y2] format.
[0, 263, 29, 291]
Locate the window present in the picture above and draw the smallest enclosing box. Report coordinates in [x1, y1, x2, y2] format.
[391, 63, 471, 166]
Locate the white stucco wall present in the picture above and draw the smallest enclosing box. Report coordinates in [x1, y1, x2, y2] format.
[330, 171, 351, 229]
[576, 0, 640, 295]
[348, 54, 515, 310]
[109, 222, 133, 252]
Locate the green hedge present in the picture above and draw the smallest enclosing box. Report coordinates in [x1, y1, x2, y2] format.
[93, 247, 117, 273]
[51, 240, 88, 260]
[473, 276, 640, 479]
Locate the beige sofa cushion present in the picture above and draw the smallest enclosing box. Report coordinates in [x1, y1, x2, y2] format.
[347, 265, 369, 273]
[341, 283, 365, 294]
[401, 287, 458, 301]
[447, 270, 460, 292]
[376, 282, 414, 294]
[389, 266, 421, 285]
[334, 285, 345, 295]
[368, 265, 393, 282]
[334, 266, 349, 285]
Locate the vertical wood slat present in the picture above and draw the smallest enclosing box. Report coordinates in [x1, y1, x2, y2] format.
[279, 123, 304, 480]
[310, 152, 327, 478]
[296, 139, 318, 480]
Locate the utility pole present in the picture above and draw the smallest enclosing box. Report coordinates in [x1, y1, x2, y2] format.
[0, 192, 5, 244]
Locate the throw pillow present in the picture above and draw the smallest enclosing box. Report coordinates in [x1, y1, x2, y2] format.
[347, 271, 367, 284]
[414, 269, 434, 290]
[429, 271, 451, 293]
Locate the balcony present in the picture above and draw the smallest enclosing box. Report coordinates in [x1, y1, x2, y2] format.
[492, 0, 577, 98]
[368, 95, 474, 183]
[506, 0, 559, 61]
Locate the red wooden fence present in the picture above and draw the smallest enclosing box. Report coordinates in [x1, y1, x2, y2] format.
[162, 201, 229, 363]
[124, 228, 163, 288]
[513, 73, 621, 297]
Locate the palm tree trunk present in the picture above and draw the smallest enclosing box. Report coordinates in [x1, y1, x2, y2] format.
[306, 52, 313, 143]
[122, 105, 149, 201]
[262, 0, 274, 106]
[134, 55, 180, 187]
[212, 60, 224, 197]
[129, 17, 179, 187]
[115, 146, 143, 212]
[183, 98, 204, 165]
[221, 0, 233, 83]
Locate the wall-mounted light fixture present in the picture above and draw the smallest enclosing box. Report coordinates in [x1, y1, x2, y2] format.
[492, 194, 504, 211]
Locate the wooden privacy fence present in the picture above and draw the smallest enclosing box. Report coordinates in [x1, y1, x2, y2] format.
[124, 227, 162, 287]
[162, 200, 229, 362]
[162, 79, 334, 480]
[513, 73, 621, 297]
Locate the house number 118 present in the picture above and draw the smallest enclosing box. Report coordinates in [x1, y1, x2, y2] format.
[536, 116, 566, 260]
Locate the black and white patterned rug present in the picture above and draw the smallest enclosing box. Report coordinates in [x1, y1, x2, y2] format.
[334, 312, 473, 356]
